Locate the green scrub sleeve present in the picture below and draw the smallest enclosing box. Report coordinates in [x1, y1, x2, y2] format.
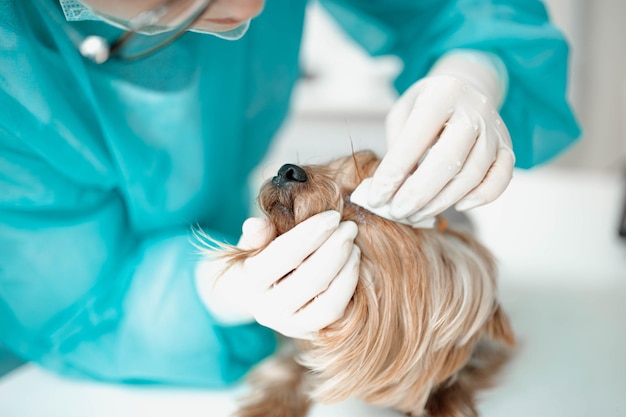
[320, 0, 582, 168]
[0, 140, 276, 387]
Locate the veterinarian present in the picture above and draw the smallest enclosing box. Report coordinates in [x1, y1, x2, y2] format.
[0, 0, 579, 386]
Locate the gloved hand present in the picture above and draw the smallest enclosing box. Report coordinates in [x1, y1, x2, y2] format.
[195, 211, 361, 340]
[351, 50, 515, 225]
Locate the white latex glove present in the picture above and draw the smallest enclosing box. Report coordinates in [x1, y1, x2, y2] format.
[195, 211, 361, 340]
[351, 50, 515, 225]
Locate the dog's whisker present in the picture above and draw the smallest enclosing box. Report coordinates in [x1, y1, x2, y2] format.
[344, 120, 364, 184]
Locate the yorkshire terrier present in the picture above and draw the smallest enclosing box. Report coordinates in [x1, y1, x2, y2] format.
[210, 150, 515, 417]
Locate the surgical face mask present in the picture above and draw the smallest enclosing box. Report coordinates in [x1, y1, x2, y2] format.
[59, 0, 100, 21]
[58, 0, 251, 41]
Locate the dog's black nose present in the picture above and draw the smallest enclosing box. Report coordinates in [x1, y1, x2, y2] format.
[272, 164, 308, 187]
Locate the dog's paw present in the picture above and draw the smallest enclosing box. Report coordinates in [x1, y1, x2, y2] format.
[232, 355, 311, 417]
[233, 393, 311, 417]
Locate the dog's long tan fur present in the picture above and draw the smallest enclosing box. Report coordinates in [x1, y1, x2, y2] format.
[205, 151, 515, 417]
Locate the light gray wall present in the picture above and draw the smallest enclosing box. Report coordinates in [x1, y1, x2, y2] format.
[545, 0, 626, 170]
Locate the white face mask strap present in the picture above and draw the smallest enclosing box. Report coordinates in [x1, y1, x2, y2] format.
[188, 19, 251, 40]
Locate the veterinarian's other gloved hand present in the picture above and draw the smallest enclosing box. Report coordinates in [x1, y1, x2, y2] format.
[352, 50, 514, 225]
[195, 211, 361, 340]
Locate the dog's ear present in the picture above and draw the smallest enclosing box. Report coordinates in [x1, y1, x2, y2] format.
[484, 304, 516, 347]
[353, 150, 381, 178]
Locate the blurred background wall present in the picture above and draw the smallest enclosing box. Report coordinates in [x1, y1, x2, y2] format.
[268, 0, 626, 172]
[545, 0, 626, 170]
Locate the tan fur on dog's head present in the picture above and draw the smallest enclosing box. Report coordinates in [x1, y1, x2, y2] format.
[219, 151, 515, 417]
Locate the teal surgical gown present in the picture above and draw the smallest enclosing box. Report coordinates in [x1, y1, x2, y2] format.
[0, 0, 580, 386]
